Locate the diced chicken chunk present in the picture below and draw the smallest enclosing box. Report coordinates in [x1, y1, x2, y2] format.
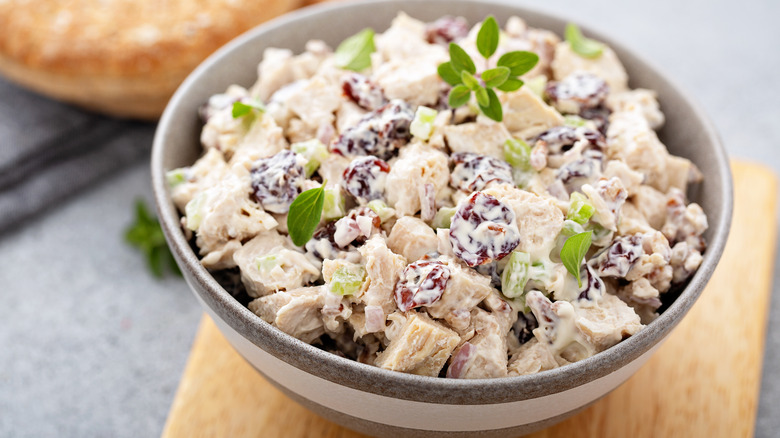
[443, 121, 512, 160]
[229, 113, 289, 167]
[507, 338, 559, 376]
[373, 56, 446, 107]
[188, 172, 278, 255]
[170, 148, 228, 211]
[426, 256, 493, 329]
[551, 43, 629, 92]
[387, 217, 439, 262]
[573, 293, 643, 351]
[607, 89, 664, 129]
[500, 87, 564, 139]
[448, 309, 508, 379]
[248, 286, 327, 343]
[386, 142, 450, 216]
[374, 312, 460, 376]
[359, 235, 407, 320]
[285, 77, 342, 132]
[483, 184, 564, 259]
[234, 232, 320, 298]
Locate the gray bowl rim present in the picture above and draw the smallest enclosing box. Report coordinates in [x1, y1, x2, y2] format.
[152, 0, 733, 406]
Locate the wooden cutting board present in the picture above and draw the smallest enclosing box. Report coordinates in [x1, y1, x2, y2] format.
[161, 161, 777, 438]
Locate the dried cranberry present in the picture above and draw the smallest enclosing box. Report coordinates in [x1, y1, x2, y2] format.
[341, 73, 387, 111]
[578, 265, 605, 301]
[305, 220, 342, 260]
[546, 72, 609, 114]
[449, 192, 521, 267]
[513, 312, 538, 345]
[555, 149, 604, 190]
[591, 235, 643, 278]
[425, 16, 470, 45]
[579, 106, 611, 135]
[394, 259, 451, 312]
[250, 150, 306, 213]
[341, 156, 390, 203]
[330, 100, 414, 160]
[450, 152, 514, 192]
[535, 126, 605, 156]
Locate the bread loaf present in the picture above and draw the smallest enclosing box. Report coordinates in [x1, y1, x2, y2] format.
[0, 0, 303, 119]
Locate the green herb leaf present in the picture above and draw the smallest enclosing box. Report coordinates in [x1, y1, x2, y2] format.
[478, 88, 503, 122]
[449, 43, 476, 74]
[565, 23, 604, 59]
[475, 86, 489, 107]
[496, 77, 523, 92]
[287, 184, 327, 246]
[334, 28, 375, 71]
[461, 71, 480, 91]
[560, 231, 593, 288]
[125, 199, 182, 278]
[232, 100, 265, 118]
[476, 16, 500, 59]
[448, 84, 471, 108]
[497, 51, 539, 76]
[437, 62, 462, 86]
[482, 66, 510, 88]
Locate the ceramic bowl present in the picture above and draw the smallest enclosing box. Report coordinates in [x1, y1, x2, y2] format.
[152, 1, 732, 436]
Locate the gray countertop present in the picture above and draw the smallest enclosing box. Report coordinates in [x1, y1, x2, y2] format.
[1, 0, 778, 436]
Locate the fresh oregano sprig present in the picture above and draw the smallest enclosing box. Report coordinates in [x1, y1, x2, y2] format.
[287, 182, 327, 246]
[437, 15, 540, 122]
[560, 230, 593, 287]
[565, 23, 604, 59]
[125, 199, 182, 278]
[334, 28, 375, 71]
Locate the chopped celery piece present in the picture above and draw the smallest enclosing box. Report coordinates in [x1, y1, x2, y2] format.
[561, 219, 586, 237]
[166, 168, 188, 187]
[291, 139, 330, 177]
[431, 206, 457, 229]
[410, 106, 438, 140]
[329, 266, 366, 296]
[322, 187, 346, 221]
[184, 192, 209, 231]
[567, 192, 595, 224]
[504, 138, 531, 170]
[255, 255, 278, 273]
[528, 259, 552, 283]
[525, 75, 547, 99]
[563, 115, 588, 127]
[501, 251, 531, 300]
[367, 200, 394, 222]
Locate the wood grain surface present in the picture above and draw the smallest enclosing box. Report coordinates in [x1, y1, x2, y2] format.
[161, 161, 777, 438]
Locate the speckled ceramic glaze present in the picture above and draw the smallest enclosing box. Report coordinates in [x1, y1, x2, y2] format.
[151, 1, 733, 436]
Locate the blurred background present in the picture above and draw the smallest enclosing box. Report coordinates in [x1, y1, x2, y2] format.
[0, 0, 777, 437]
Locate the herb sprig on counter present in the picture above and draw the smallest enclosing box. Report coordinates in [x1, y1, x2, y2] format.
[335, 28, 376, 71]
[560, 230, 592, 287]
[565, 23, 604, 59]
[437, 16, 539, 122]
[287, 182, 327, 246]
[125, 200, 182, 278]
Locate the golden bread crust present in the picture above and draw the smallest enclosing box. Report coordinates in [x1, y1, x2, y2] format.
[0, 0, 302, 119]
